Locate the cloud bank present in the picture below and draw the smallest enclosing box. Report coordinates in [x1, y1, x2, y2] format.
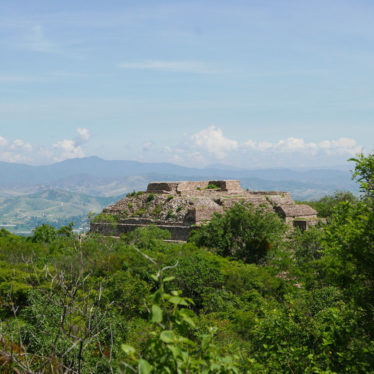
[0, 128, 91, 164]
[0, 125, 364, 168]
[142, 126, 363, 168]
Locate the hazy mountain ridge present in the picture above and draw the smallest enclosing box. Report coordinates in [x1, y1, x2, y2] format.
[0, 156, 357, 198]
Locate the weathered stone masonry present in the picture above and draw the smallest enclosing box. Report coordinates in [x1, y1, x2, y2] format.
[90, 180, 317, 241]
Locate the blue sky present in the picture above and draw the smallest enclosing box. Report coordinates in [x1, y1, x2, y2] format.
[0, 0, 373, 168]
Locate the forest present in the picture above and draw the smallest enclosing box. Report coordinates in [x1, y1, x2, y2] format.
[0, 153, 373, 373]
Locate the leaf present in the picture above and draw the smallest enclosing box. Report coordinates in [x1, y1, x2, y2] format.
[168, 296, 189, 306]
[139, 358, 153, 374]
[201, 335, 211, 351]
[151, 304, 163, 323]
[163, 276, 175, 282]
[160, 330, 176, 343]
[180, 309, 196, 327]
[121, 344, 136, 355]
[167, 344, 181, 358]
[150, 274, 159, 282]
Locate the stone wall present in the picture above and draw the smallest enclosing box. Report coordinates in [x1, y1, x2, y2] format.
[147, 180, 244, 194]
[147, 182, 179, 193]
[177, 181, 209, 193]
[208, 180, 243, 193]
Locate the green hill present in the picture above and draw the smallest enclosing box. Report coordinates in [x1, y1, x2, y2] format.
[0, 189, 121, 234]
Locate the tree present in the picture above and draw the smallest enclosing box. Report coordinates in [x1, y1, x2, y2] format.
[120, 265, 239, 373]
[29, 224, 56, 243]
[57, 221, 74, 237]
[349, 152, 374, 198]
[190, 203, 287, 264]
[322, 152, 374, 311]
[307, 191, 358, 218]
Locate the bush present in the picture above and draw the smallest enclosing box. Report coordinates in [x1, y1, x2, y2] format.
[0, 228, 12, 238]
[127, 226, 171, 250]
[91, 213, 117, 224]
[146, 193, 155, 202]
[172, 254, 224, 310]
[190, 203, 287, 264]
[151, 205, 162, 216]
[302, 191, 358, 218]
[166, 209, 175, 219]
[29, 224, 57, 243]
[205, 183, 220, 190]
[127, 190, 144, 197]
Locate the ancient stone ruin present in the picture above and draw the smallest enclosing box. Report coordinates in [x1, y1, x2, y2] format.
[90, 180, 317, 241]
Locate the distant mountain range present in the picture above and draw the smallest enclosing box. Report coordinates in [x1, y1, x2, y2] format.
[0, 156, 358, 233]
[0, 156, 357, 200]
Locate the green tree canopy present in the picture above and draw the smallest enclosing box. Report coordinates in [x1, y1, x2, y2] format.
[190, 203, 287, 264]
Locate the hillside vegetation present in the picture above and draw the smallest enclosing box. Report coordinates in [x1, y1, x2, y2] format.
[0, 153, 372, 373]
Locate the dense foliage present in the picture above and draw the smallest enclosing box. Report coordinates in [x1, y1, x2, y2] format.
[190, 203, 287, 264]
[301, 191, 358, 219]
[0, 153, 373, 373]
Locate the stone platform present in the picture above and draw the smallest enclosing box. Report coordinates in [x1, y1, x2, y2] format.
[90, 180, 317, 241]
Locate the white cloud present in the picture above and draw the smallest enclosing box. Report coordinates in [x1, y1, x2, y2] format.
[154, 126, 364, 168]
[331, 138, 361, 154]
[0, 151, 30, 163]
[118, 61, 228, 74]
[191, 125, 238, 159]
[0, 128, 92, 164]
[49, 128, 94, 161]
[189, 152, 206, 164]
[53, 139, 84, 161]
[10, 139, 32, 151]
[0, 136, 8, 147]
[0, 135, 33, 163]
[76, 127, 91, 142]
[243, 136, 361, 155]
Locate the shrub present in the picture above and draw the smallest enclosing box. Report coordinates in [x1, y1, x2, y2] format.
[120, 271, 239, 373]
[91, 213, 117, 224]
[29, 224, 57, 243]
[56, 222, 74, 237]
[133, 208, 146, 217]
[146, 193, 155, 202]
[172, 254, 224, 310]
[166, 209, 175, 219]
[301, 191, 358, 218]
[127, 226, 171, 249]
[127, 190, 144, 197]
[151, 205, 162, 216]
[0, 228, 12, 238]
[190, 203, 287, 264]
[205, 183, 220, 190]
